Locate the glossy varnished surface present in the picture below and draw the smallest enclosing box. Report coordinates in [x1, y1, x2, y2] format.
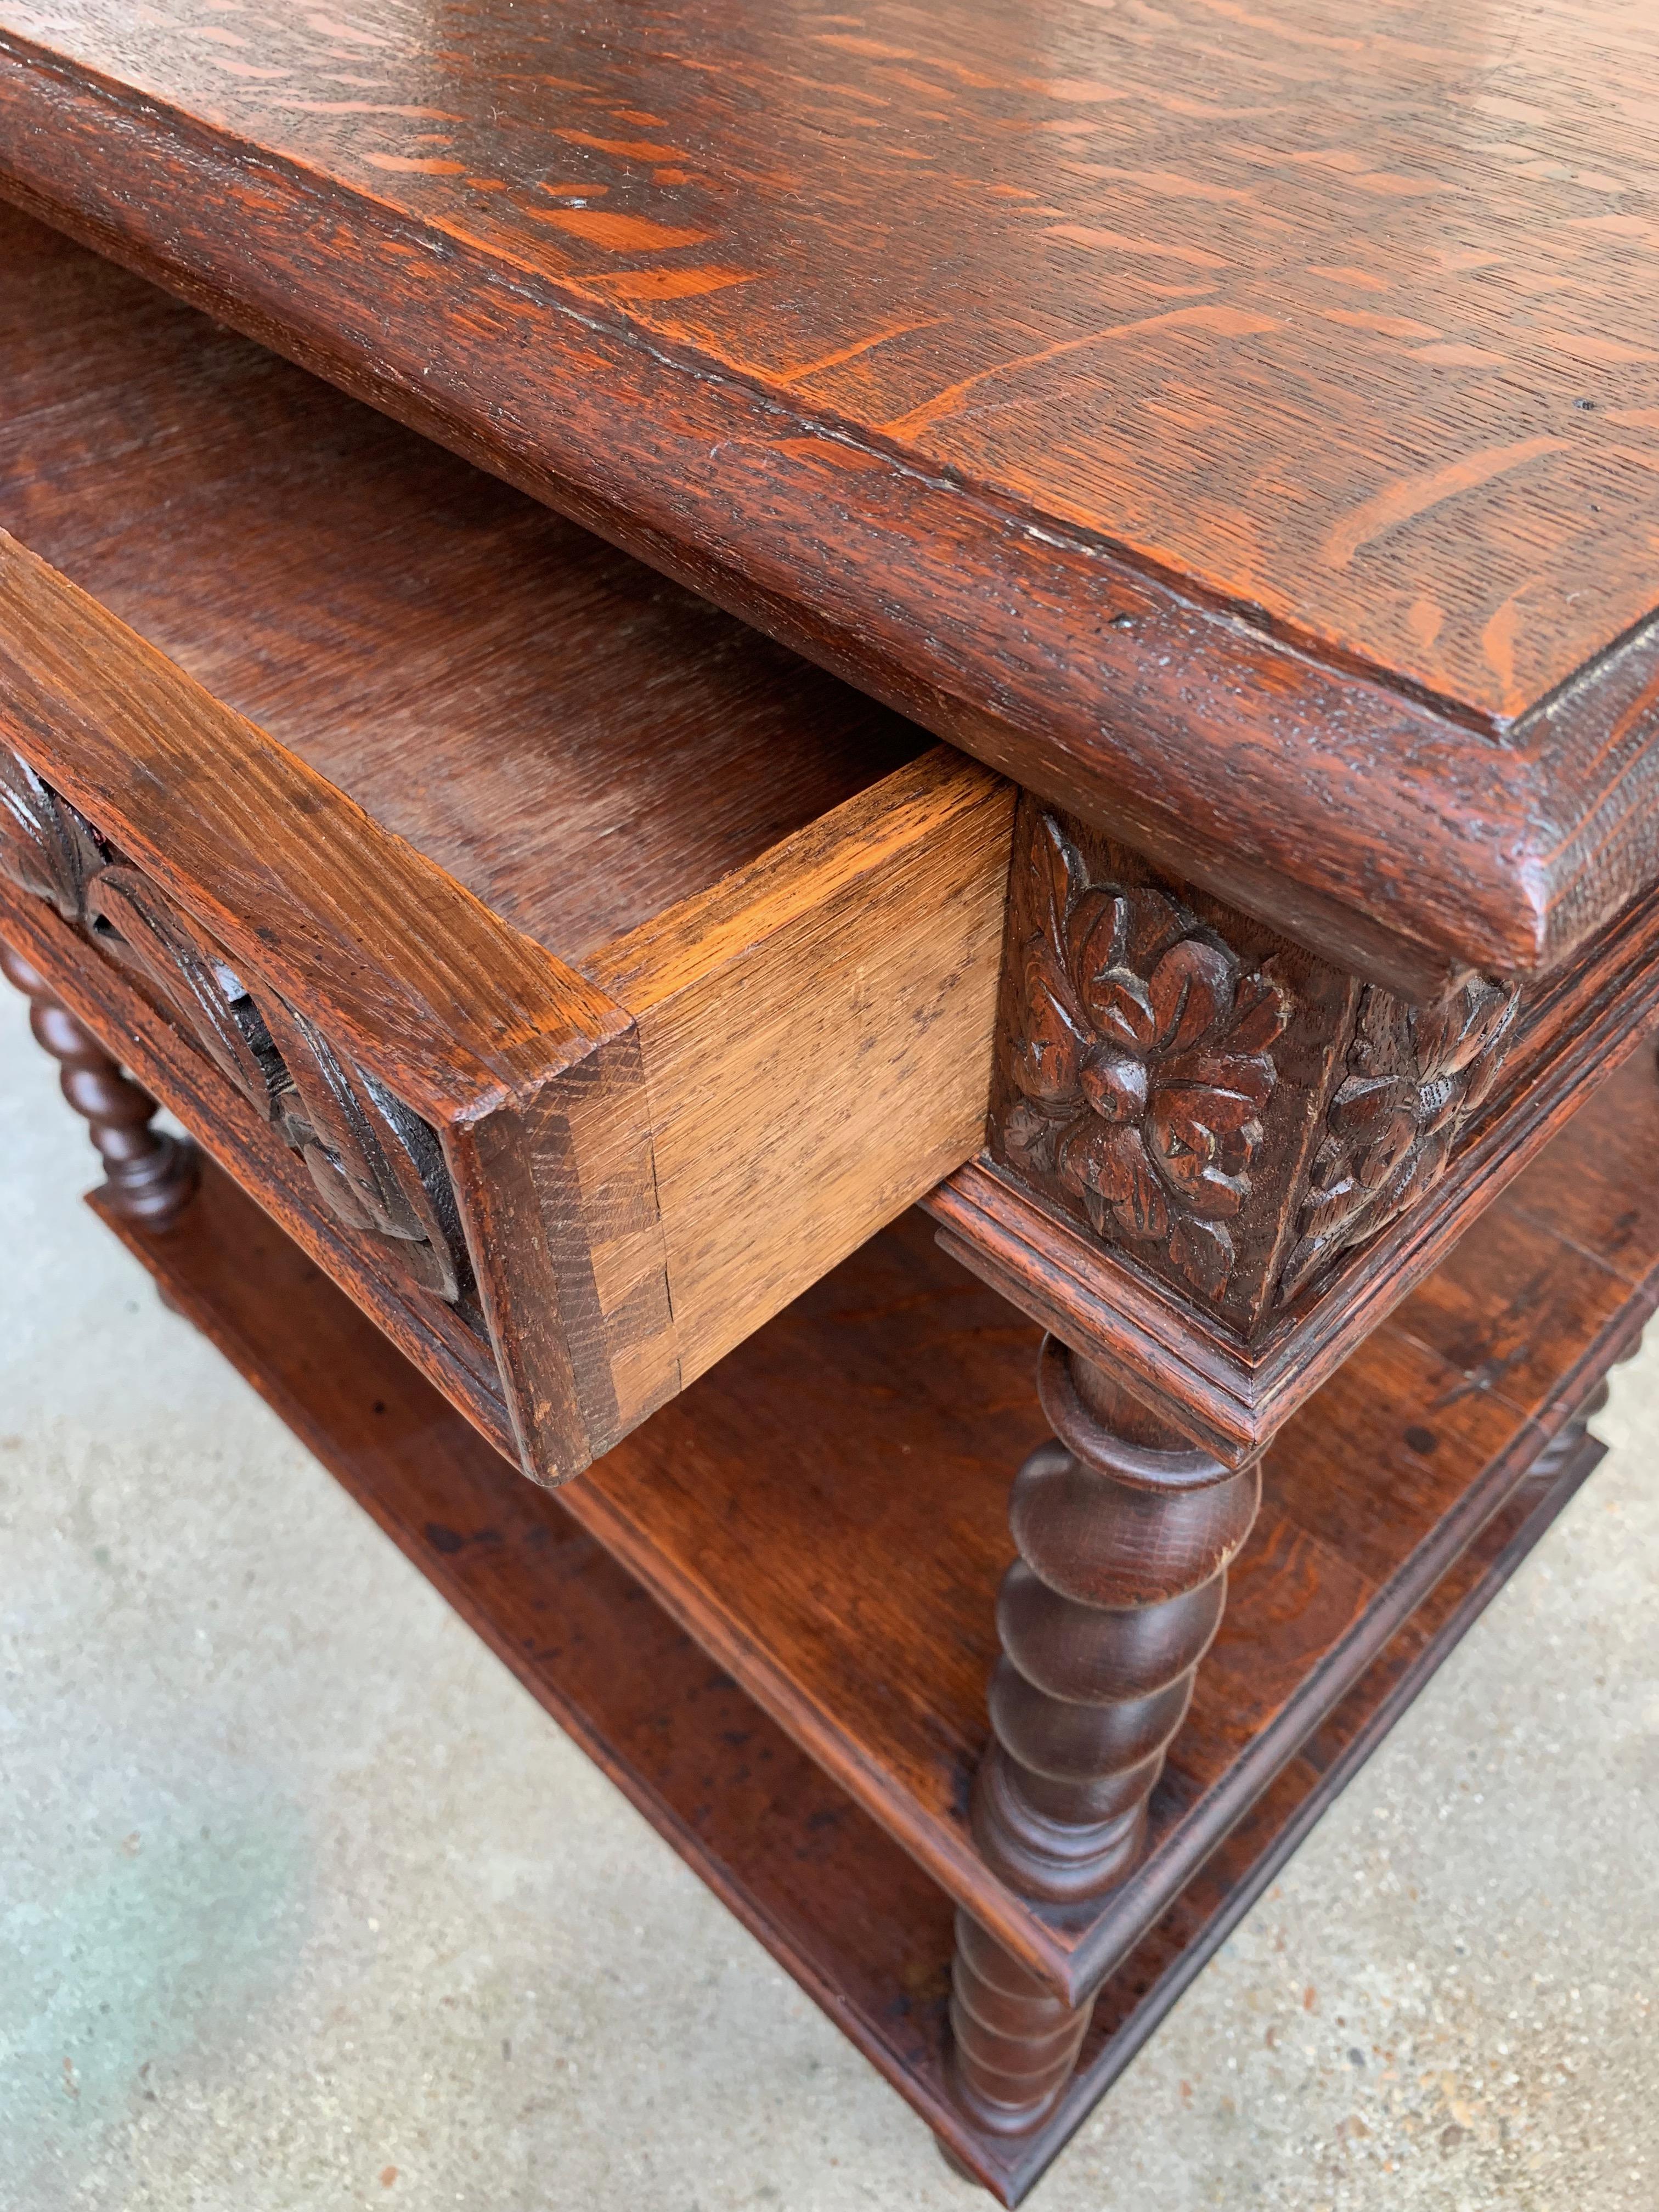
[4, 0, 1656, 721]
[3, 4, 1656, 988]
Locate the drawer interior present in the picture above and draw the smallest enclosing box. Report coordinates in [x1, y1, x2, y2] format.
[0, 199, 1014, 1482]
[0, 201, 924, 961]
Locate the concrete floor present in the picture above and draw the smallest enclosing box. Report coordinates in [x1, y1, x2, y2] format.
[2, 985, 1655, 2212]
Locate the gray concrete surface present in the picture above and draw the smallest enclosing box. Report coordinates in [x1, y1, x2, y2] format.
[2, 983, 1655, 2212]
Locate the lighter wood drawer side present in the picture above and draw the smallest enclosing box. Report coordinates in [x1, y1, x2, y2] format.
[0, 531, 1012, 1481]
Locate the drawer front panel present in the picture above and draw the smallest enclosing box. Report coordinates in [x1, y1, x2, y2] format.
[0, 874, 512, 1447]
[2, 743, 474, 1311]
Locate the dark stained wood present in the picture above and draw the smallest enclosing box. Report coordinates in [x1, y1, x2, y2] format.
[986, 799, 1359, 1334]
[949, 1909, 1093, 2141]
[1009, 1418, 1607, 2205]
[504, 1055, 1659, 2004]
[9, 281, 1654, 2155]
[88, 1137, 1623, 2204]
[0, 884, 517, 1432]
[970, 1345, 1262, 1908]
[7, 2, 1654, 727]
[7, 16, 1655, 2189]
[2, 7, 1657, 986]
[88, 1150, 972, 2154]
[0, 937, 198, 1227]
[952, 1346, 1262, 2134]
[0, 202, 923, 964]
[11, 175, 1654, 1489]
[1498, 1041, 1659, 1290]
[1389, 1199, 1656, 1435]
[933, 869, 1659, 1459]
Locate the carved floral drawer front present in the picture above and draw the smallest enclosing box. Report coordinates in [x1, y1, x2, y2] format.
[0, 743, 473, 1313]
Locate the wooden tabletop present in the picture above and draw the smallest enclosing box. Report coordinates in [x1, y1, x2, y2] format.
[2, 2, 1657, 989]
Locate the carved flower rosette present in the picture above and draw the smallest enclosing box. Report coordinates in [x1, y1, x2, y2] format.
[998, 816, 1292, 1301]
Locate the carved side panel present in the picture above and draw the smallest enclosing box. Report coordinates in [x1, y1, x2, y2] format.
[988, 801, 1526, 1339]
[988, 803, 1358, 1335]
[1277, 976, 1520, 1304]
[0, 746, 471, 1308]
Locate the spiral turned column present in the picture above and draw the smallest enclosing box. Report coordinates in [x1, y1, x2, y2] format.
[2, 943, 199, 1229]
[944, 1335, 1263, 2141]
[972, 1336, 1263, 1905]
[947, 1910, 1094, 2139]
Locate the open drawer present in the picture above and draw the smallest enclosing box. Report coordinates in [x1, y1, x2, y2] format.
[0, 206, 1013, 1481]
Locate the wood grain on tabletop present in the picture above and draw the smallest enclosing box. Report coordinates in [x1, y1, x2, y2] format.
[4, 0, 1652, 719]
[3, 4, 1657, 984]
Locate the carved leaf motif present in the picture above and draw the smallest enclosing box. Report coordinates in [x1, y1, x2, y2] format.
[0, 747, 106, 922]
[257, 991, 461, 1302]
[1084, 1120, 1172, 1243]
[87, 865, 289, 1115]
[1149, 1084, 1258, 1218]
[1078, 1047, 1147, 1124]
[1148, 936, 1235, 1056]
[1229, 968, 1295, 1053]
[1277, 975, 1521, 1304]
[1168, 1215, 1235, 1304]
[1163, 1047, 1277, 1109]
[1031, 813, 1080, 983]
[1084, 965, 1159, 1054]
[1001, 1093, 1061, 1180]
[1013, 941, 1084, 1103]
[0, 751, 466, 1304]
[994, 811, 1294, 1302]
[88, 859, 462, 1304]
[1328, 1070, 1411, 1139]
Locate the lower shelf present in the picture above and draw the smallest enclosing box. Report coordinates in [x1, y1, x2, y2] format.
[93, 1133, 1632, 2202]
[408, 1057, 1659, 2008]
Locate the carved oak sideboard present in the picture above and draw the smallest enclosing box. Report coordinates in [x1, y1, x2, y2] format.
[2, 4, 1658, 2200]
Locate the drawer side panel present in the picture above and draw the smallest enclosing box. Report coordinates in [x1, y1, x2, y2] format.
[595, 749, 1015, 1384]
